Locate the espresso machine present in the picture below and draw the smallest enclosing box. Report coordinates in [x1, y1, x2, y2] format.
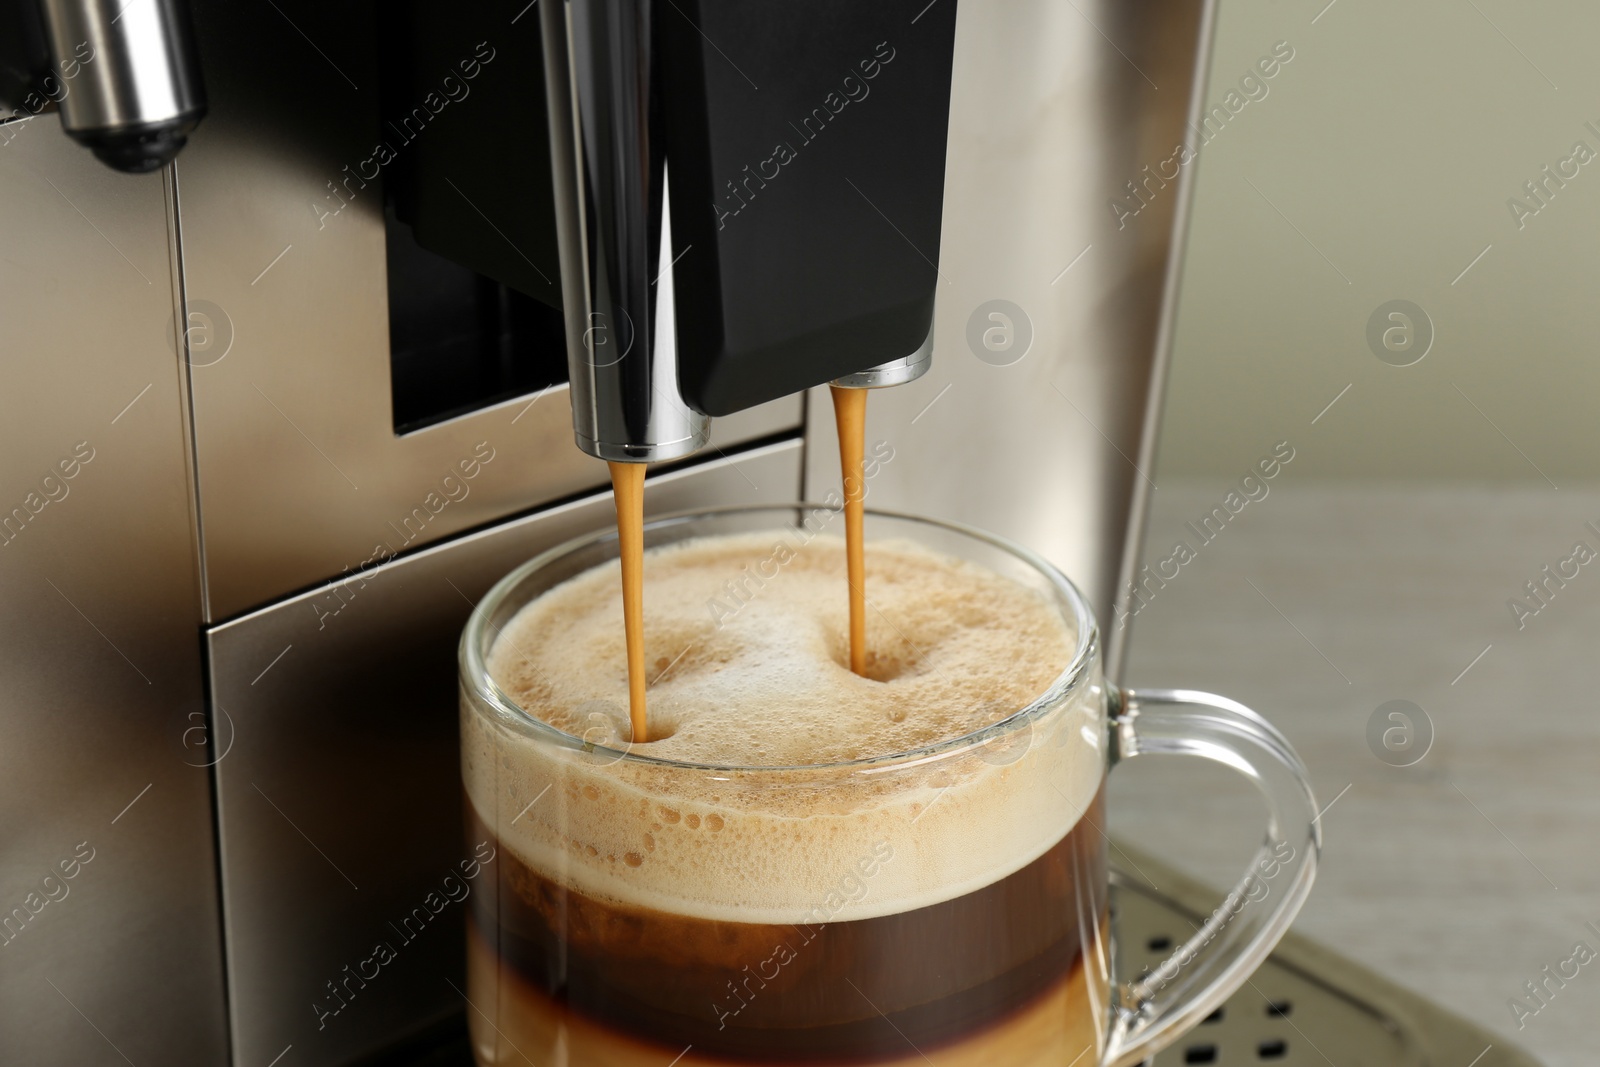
[0, 0, 1210, 1062]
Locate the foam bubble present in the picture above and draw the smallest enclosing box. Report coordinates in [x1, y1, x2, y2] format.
[464, 532, 1104, 923]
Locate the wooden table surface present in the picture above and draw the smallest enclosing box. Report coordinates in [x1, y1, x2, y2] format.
[1114, 483, 1600, 1066]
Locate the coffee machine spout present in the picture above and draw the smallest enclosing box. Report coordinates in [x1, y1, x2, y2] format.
[539, 0, 708, 464]
[541, 0, 957, 461]
[829, 332, 935, 391]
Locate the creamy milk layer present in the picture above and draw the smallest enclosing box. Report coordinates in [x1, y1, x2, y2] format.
[464, 531, 1105, 923]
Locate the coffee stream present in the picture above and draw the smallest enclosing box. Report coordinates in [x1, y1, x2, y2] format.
[829, 385, 869, 676]
[607, 461, 648, 742]
[609, 389, 872, 739]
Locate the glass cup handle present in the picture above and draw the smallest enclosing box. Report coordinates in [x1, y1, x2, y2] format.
[1099, 687, 1321, 1067]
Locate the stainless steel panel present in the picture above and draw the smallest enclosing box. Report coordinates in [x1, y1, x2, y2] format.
[209, 439, 802, 1067]
[804, 0, 1213, 678]
[0, 127, 227, 1063]
[175, 0, 799, 621]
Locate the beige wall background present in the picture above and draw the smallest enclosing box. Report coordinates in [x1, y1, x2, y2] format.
[1122, 8, 1600, 1060]
[1158, 0, 1600, 483]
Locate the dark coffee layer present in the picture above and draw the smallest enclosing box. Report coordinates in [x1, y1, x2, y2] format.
[466, 786, 1106, 1062]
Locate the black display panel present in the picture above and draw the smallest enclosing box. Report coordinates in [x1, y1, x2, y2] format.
[379, 0, 567, 432]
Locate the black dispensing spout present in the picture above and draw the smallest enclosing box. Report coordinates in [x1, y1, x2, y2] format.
[540, 0, 958, 462]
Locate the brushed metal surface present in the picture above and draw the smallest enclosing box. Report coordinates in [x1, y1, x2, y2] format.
[803, 0, 1213, 679]
[0, 127, 227, 1063]
[174, 0, 800, 621]
[209, 439, 801, 1067]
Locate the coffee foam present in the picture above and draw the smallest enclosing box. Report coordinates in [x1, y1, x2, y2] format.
[464, 532, 1104, 923]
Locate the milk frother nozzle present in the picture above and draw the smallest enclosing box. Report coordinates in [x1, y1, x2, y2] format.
[37, 0, 207, 173]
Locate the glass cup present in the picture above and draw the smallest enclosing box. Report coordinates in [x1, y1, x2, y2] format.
[459, 505, 1319, 1067]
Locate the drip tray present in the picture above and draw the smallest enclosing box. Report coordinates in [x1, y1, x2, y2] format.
[1110, 840, 1539, 1067]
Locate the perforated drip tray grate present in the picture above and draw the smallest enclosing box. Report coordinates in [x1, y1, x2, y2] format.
[1110, 841, 1541, 1067]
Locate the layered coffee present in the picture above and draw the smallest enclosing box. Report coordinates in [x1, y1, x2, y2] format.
[462, 532, 1109, 1065]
